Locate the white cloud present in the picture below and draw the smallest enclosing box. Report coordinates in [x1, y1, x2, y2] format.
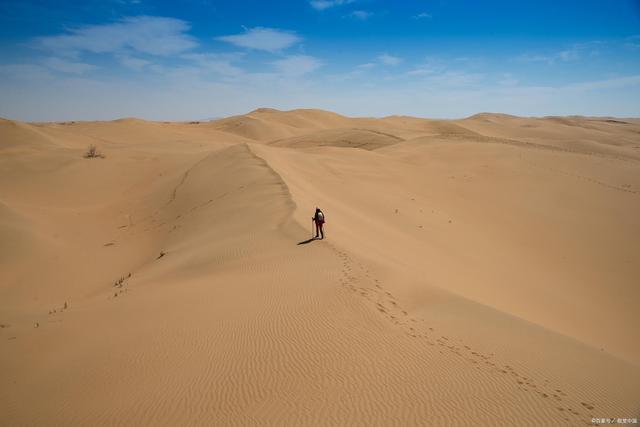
[517, 53, 557, 64]
[272, 55, 322, 76]
[117, 55, 151, 71]
[413, 12, 432, 19]
[35, 16, 197, 56]
[377, 53, 402, 66]
[43, 57, 97, 74]
[182, 53, 245, 77]
[406, 58, 482, 87]
[407, 68, 433, 76]
[348, 10, 372, 20]
[557, 49, 579, 61]
[498, 73, 519, 86]
[567, 75, 640, 91]
[0, 64, 53, 81]
[516, 43, 596, 64]
[217, 27, 301, 52]
[624, 36, 640, 50]
[517, 50, 582, 64]
[358, 62, 375, 69]
[427, 71, 484, 86]
[309, 0, 355, 11]
[407, 58, 445, 76]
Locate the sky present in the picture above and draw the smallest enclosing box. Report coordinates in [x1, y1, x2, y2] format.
[1, 0, 640, 121]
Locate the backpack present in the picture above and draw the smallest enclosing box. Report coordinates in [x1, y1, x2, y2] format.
[317, 211, 325, 222]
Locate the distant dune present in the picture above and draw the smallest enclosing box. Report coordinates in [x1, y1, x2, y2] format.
[268, 128, 403, 150]
[1, 109, 639, 426]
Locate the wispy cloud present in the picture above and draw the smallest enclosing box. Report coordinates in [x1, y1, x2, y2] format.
[35, 16, 197, 57]
[0, 64, 53, 81]
[407, 58, 445, 76]
[217, 27, 300, 52]
[43, 57, 97, 74]
[624, 35, 640, 50]
[517, 53, 553, 63]
[521, 49, 576, 63]
[427, 71, 484, 86]
[497, 72, 519, 86]
[117, 55, 151, 71]
[349, 10, 373, 20]
[413, 12, 432, 19]
[516, 42, 604, 65]
[182, 53, 245, 77]
[272, 55, 322, 76]
[407, 58, 482, 87]
[567, 74, 640, 91]
[517, 49, 580, 64]
[309, 0, 355, 11]
[377, 53, 402, 66]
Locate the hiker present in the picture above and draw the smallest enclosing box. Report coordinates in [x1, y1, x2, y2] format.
[313, 207, 325, 239]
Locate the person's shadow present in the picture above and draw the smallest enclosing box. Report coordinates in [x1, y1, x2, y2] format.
[297, 237, 318, 245]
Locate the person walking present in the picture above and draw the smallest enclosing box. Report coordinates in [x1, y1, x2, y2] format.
[312, 207, 325, 239]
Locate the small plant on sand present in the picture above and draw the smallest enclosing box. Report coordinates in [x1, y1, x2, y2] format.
[84, 144, 105, 159]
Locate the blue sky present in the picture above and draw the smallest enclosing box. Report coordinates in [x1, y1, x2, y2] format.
[1, 0, 639, 121]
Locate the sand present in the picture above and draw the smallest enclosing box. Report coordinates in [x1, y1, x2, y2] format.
[1, 109, 639, 426]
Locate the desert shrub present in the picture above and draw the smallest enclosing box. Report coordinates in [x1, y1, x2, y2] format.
[84, 144, 104, 158]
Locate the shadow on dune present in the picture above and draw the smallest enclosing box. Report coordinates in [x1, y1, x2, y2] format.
[297, 237, 318, 245]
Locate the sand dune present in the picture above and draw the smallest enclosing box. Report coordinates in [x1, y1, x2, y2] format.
[1, 109, 639, 425]
[209, 108, 351, 142]
[0, 118, 59, 150]
[268, 128, 403, 150]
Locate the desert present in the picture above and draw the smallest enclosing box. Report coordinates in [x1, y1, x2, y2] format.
[1, 108, 639, 425]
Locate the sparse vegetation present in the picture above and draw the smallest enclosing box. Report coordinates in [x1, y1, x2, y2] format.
[157, 251, 166, 259]
[112, 273, 132, 299]
[83, 144, 105, 159]
[48, 301, 69, 315]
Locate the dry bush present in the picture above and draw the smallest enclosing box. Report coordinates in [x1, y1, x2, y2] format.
[84, 144, 105, 159]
